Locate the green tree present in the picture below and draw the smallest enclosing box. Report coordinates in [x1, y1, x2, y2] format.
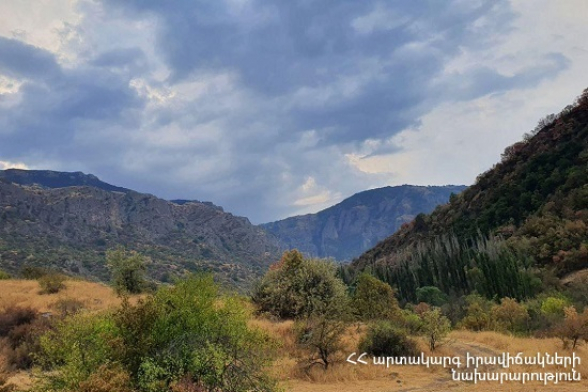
[106, 248, 148, 294]
[416, 286, 448, 307]
[252, 250, 349, 319]
[37, 274, 278, 392]
[352, 273, 400, 320]
[421, 308, 451, 352]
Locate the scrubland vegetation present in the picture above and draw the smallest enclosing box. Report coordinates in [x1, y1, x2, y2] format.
[1, 248, 588, 392]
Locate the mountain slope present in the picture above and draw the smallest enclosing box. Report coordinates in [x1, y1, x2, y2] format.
[262, 185, 465, 261]
[350, 88, 588, 300]
[0, 174, 279, 286]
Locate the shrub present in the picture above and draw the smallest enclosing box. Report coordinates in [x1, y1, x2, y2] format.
[37, 274, 278, 392]
[20, 266, 48, 280]
[0, 306, 51, 370]
[416, 286, 448, 307]
[0, 270, 11, 280]
[0, 306, 37, 337]
[294, 297, 351, 370]
[421, 308, 451, 352]
[553, 306, 588, 349]
[459, 294, 492, 331]
[38, 274, 66, 294]
[107, 248, 148, 294]
[51, 298, 85, 318]
[492, 297, 529, 333]
[352, 273, 400, 320]
[252, 250, 349, 319]
[359, 322, 419, 357]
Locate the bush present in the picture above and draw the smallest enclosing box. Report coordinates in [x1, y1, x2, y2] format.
[421, 308, 451, 352]
[294, 297, 351, 370]
[252, 250, 349, 319]
[492, 297, 529, 333]
[0, 306, 51, 370]
[0, 270, 11, 280]
[38, 274, 66, 294]
[0, 306, 37, 336]
[553, 306, 588, 349]
[352, 273, 400, 320]
[359, 322, 419, 357]
[107, 248, 148, 294]
[51, 298, 85, 318]
[20, 266, 49, 280]
[37, 274, 278, 392]
[416, 286, 448, 307]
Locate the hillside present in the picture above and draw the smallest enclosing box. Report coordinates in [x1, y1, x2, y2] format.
[0, 174, 279, 286]
[350, 88, 588, 301]
[262, 185, 465, 261]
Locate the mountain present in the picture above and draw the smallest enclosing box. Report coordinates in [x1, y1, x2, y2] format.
[0, 169, 131, 193]
[261, 185, 466, 261]
[350, 88, 588, 302]
[0, 171, 279, 286]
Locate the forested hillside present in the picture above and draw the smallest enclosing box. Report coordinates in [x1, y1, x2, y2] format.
[349, 88, 588, 302]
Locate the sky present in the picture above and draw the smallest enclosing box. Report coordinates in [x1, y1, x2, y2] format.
[0, 1, 587, 224]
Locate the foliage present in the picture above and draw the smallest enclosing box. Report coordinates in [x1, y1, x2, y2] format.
[38, 273, 66, 294]
[420, 308, 451, 352]
[492, 297, 529, 333]
[0, 270, 11, 280]
[295, 315, 347, 370]
[416, 286, 448, 307]
[358, 322, 419, 357]
[252, 250, 349, 319]
[20, 266, 50, 280]
[352, 273, 400, 320]
[36, 274, 278, 392]
[553, 306, 588, 349]
[459, 294, 492, 331]
[107, 248, 148, 294]
[0, 306, 51, 370]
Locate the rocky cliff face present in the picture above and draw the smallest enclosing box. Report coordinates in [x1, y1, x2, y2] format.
[0, 173, 279, 286]
[261, 185, 465, 261]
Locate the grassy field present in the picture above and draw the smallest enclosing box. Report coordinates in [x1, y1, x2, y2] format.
[1, 279, 586, 392]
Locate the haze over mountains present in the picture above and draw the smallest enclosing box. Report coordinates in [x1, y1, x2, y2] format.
[0, 169, 461, 285]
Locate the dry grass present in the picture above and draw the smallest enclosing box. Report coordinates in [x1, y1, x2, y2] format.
[258, 324, 588, 392]
[0, 279, 128, 314]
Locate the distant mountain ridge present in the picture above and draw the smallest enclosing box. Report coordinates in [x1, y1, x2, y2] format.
[0, 169, 131, 194]
[0, 170, 278, 286]
[262, 185, 466, 261]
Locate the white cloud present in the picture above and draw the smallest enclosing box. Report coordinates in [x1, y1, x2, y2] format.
[0, 160, 28, 170]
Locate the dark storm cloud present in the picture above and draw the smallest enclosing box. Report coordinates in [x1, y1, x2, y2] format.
[0, 37, 61, 80]
[0, 38, 145, 159]
[101, 0, 529, 144]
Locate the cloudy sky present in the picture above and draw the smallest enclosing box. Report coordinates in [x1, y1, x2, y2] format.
[0, 1, 587, 223]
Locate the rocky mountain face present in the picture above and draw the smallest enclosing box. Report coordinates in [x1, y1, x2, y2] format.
[0, 172, 279, 286]
[261, 185, 466, 261]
